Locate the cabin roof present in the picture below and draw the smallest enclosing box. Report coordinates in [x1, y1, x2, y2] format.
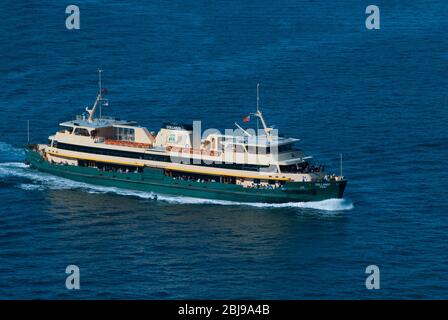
[60, 117, 138, 129]
[214, 134, 299, 147]
[162, 122, 193, 131]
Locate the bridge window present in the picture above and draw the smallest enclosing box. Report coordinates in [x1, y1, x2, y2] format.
[115, 127, 135, 141]
[59, 126, 73, 134]
[278, 144, 293, 153]
[257, 146, 271, 154]
[73, 128, 90, 137]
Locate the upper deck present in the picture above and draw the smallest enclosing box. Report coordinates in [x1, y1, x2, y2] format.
[46, 71, 323, 176]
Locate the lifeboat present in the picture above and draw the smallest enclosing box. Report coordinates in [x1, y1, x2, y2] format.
[166, 146, 220, 157]
[105, 139, 152, 149]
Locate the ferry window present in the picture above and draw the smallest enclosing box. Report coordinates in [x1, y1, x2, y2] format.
[225, 144, 234, 152]
[48, 139, 58, 147]
[246, 145, 256, 154]
[168, 134, 176, 143]
[59, 126, 73, 134]
[257, 146, 271, 154]
[280, 164, 298, 173]
[217, 138, 224, 150]
[278, 144, 292, 153]
[235, 144, 245, 153]
[125, 128, 135, 141]
[116, 127, 135, 141]
[74, 128, 90, 136]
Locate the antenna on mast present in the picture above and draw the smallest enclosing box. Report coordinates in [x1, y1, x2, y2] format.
[98, 69, 102, 93]
[27, 120, 30, 144]
[98, 69, 103, 119]
[256, 83, 260, 134]
[340, 153, 343, 177]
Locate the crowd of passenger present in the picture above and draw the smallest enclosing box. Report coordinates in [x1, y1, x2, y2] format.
[298, 162, 324, 173]
[98, 166, 140, 174]
[322, 174, 338, 181]
[172, 175, 218, 183]
[170, 175, 282, 189]
[244, 182, 282, 190]
[280, 162, 325, 174]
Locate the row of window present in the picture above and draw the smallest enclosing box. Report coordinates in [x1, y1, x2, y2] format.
[114, 127, 135, 141]
[231, 144, 293, 154]
[52, 141, 272, 171]
[58, 126, 135, 141]
[55, 142, 171, 162]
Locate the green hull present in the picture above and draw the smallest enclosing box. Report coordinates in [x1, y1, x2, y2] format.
[25, 149, 346, 203]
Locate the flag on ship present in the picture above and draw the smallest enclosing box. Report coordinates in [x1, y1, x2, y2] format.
[243, 115, 250, 123]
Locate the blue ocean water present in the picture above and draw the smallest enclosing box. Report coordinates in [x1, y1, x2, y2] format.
[0, 0, 447, 299]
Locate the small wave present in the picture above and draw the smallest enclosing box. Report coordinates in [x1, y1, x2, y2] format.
[0, 162, 74, 189]
[0, 161, 353, 211]
[0, 162, 28, 169]
[18, 183, 45, 191]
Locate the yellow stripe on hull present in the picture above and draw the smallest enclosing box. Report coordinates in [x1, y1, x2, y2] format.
[48, 151, 145, 167]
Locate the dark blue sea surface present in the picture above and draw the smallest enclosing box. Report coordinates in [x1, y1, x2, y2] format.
[0, 0, 447, 299]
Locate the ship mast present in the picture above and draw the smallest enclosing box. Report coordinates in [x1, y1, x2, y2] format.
[251, 83, 273, 141]
[254, 110, 273, 141]
[86, 69, 104, 123]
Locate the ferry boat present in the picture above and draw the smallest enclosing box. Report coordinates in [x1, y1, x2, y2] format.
[24, 72, 346, 203]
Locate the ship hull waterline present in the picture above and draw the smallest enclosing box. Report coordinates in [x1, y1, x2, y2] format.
[25, 149, 346, 204]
